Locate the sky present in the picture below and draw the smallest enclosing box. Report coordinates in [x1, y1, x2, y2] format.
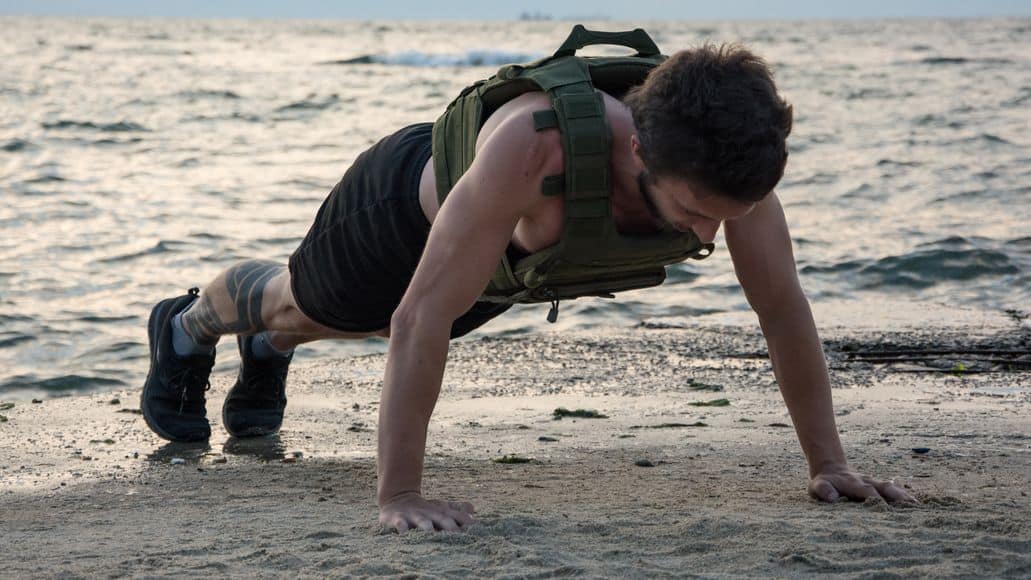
[1, 0, 1029, 21]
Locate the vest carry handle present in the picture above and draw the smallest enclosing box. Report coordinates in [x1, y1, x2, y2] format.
[554, 25, 660, 58]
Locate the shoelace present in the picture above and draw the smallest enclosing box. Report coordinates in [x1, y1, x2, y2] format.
[170, 366, 211, 415]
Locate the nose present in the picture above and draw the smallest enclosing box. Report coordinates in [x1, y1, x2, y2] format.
[691, 220, 721, 244]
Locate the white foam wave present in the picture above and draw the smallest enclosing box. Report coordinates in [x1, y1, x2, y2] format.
[369, 50, 543, 67]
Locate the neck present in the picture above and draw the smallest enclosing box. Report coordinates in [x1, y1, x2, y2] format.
[609, 105, 660, 234]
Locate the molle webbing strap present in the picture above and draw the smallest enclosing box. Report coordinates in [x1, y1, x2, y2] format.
[532, 110, 559, 131]
[541, 175, 564, 196]
[528, 58, 612, 246]
[532, 110, 565, 196]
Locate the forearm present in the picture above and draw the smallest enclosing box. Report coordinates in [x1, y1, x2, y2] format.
[757, 294, 846, 476]
[377, 311, 451, 505]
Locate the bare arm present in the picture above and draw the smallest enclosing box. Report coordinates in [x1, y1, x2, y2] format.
[724, 194, 844, 472]
[377, 114, 559, 531]
[725, 193, 913, 503]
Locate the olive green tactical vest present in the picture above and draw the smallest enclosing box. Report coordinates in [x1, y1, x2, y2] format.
[432, 26, 715, 322]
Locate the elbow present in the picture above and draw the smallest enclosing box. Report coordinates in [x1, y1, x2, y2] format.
[389, 301, 419, 339]
[389, 298, 451, 342]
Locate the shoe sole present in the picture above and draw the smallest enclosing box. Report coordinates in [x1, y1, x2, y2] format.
[140, 296, 208, 442]
[222, 395, 282, 437]
[222, 390, 282, 437]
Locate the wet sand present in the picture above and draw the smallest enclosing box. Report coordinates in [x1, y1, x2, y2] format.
[1, 301, 1028, 578]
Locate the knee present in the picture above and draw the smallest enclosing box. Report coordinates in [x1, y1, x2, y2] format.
[261, 272, 315, 333]
[274, 304, 323, 335]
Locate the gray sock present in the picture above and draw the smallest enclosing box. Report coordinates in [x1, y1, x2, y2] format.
[249, 331, 293, 361]
[171, 312, 216, 357]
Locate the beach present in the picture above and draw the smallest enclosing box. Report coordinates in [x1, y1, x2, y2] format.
[1, 13, 1029, 579]
[2, 301, 1028, 578]
[2, 16, 1028, 398]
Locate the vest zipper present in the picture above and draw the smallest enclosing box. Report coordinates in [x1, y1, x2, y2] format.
[544, 288, 560, 323]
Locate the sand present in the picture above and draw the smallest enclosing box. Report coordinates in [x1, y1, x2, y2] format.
[1, 301, 1029, 578]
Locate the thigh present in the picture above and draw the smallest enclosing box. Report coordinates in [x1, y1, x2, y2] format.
[262, 270, 388, 339]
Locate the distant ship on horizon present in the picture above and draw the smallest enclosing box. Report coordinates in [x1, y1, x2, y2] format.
[518, 11, 612, 21]
[518, 11, 552, 21]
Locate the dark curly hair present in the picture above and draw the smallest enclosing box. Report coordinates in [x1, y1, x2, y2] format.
[623, 43, 793, 203]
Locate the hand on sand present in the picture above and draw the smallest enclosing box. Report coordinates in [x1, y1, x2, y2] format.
[379, 492, 477, 533]
[809, 464, 917, 504]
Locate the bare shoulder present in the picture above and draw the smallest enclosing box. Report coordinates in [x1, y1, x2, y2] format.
[725, 192, 792, 266]
[470, 92, 564, 198]
[724, 192, 802, 310]
[725, 191, 786, 234]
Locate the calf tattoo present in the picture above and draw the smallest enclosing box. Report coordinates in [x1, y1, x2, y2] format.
[182, 260, 284, 344]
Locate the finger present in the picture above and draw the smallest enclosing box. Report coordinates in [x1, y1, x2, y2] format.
[876, 481, 918, 504]
[809, 478, 841, 503]
[449, 509, 476, 527]
[840, 481, 880, 501]
[436, 516, 460, 533]
[379, 512, 407, 534]
[449, 501, 476, 514]
[859, 474, 916, 503]
[412, 516, 435, 533]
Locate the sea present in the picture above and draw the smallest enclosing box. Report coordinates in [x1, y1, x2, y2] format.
[1, 16, 1028, 399]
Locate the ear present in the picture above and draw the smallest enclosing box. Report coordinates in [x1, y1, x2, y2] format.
[630, 134, 644, 163]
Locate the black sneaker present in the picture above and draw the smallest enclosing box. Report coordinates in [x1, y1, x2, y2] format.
[221, 334, 291, 437]
[140, 288, 215, 442]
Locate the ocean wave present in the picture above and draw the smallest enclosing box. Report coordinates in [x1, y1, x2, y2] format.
[42, 120, 149, 132]
[931, 188, 990, 203]
[96, 240, 186, 264]
[783, 172, 838, 187]
[2, 139, 35, 152]
[913, 114, 965, 129]
[841, 183, 874, 199]
[255, 236, 304, 245]
[181, 112, 262, 123]
[70, 315, 138, 324]
[1006, 237, 1031, 250]
[176, 89, 241, 100]
[876, 159, 922, 168]
[916, 56, 1014, 65]
[945, 133, 1015, 147]
[23, 174, 67, 184]
[322, 49, 542, 68]
[664, 264, 702, 284]
[845, 87, 901, 100]
[190, 232, 227, 241]
[1003, 89, 1031, 107]
[274, 178, 329, 190]
[0, 374, 125, 393]
[92, 137, 144, 146]
[276, 93, 342, 112]
[0, 334, 35, 348]
[74, 341, 143, 359]
[0, 314, 33, 325]
[801, 238, 1020, 289]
